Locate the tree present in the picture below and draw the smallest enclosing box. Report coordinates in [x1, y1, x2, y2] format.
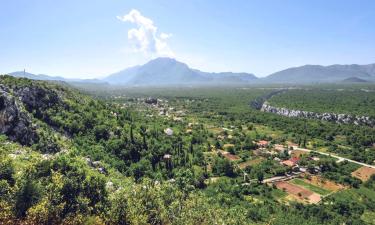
[256, 171, 264, 184]
[0, 158, 15, 186]
[15, 177, 41, 218]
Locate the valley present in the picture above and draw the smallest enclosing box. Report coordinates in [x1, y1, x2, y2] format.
[2, 75, 374, 224]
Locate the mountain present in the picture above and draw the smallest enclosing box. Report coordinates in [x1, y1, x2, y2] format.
[9, 71, 107, 84]
[9, 60, 375, 86]
[264, 64, 375, 83]
[104, 57, 257, 86]
[9, 71, 66, 81]
[341, 77, 369, 83]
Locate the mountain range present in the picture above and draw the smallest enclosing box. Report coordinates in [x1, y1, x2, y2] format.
[9, 71, 107, 84]
[5, 58, 375, 86]
[103, 57, 257, 86]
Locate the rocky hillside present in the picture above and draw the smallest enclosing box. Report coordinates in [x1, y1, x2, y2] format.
[0, 84, 38, 145]
[0, 75, 80, 152]
[261, 102, 375, 127]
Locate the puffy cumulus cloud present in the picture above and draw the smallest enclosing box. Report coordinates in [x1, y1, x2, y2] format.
[117, 9, 174, 58]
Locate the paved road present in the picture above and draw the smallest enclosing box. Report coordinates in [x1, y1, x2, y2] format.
[294, 147, 375, 169]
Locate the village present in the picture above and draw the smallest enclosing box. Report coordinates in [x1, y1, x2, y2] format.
[135, 96, 375, 205]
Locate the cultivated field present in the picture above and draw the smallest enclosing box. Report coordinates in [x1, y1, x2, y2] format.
[351, 166, 375, 182]
[304, 175, 345, 192]
[275, 181, 321, 204]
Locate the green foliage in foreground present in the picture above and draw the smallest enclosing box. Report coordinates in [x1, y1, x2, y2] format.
[1, 77, 375, 224]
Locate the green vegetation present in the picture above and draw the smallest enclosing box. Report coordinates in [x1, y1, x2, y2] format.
[1, 76, 375, 224]
[290, 178, 332, 195]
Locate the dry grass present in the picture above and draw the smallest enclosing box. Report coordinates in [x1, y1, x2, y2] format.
[351, 166, 375, 182]
[304, 175, 345, 192]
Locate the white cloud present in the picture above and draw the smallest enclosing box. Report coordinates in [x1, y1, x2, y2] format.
[160, 32, 172, 39]
[117, 9, 174, 58]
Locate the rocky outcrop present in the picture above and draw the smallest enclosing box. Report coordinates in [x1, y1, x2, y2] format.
[250, 89, 288, 110]
[261, 102, 375, 127]
[14, 86, 62, 120]
[0, 84, 39, 145]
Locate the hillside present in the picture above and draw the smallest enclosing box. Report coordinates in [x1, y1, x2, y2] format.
[104, 57, 258, 86]
[265, 64, 375, 83]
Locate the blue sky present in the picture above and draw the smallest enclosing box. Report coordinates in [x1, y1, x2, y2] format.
[1, 0, 375, 78]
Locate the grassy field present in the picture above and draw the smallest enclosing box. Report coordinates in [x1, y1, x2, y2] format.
[289, 178, 332, 196]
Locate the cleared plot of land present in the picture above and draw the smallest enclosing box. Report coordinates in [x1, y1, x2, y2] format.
[289, 178, 331, 196]
[238, 157, 264, 169]
[218, 150, 240, 161]
[304, 175, 345, 192]
[290, 150, 309, 158]
[275, 181, 321, 204]
[351, 166, 375, 182]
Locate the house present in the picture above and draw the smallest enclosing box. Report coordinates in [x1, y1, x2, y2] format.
[274, 144, 286, 152]
[282, 157, 300, 167]
[163, 154, 172, 160]
[282, 160, 295, 167]
[173, 117, 183, 122]
[164, 128, 174, 136]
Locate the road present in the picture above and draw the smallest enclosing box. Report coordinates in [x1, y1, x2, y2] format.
[294, 147, 375, 169]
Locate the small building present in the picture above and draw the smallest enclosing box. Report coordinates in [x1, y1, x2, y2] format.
[173, 117, 183, 122]
[274, 144, 286, 152]
[282, 157, 300, 167]
[164, 128, 174, 136]
[163, 154, 172, 160]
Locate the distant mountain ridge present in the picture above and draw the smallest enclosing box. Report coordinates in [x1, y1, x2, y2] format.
[341, 77, 369, 83]
[9, 71, 107, 84]
[103, 57, 258, 86]
[6, 58, 375, 85]
[264, 64, 375, 83]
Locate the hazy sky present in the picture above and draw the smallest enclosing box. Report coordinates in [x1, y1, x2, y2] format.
[1, 0, 375, 78]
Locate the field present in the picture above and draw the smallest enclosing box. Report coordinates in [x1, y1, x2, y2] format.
[304, 175, 345, 192]
[351, 166, 375, 182]
[238, 157, 264, 169]
[275, 181, 321, 204]
[289, 178, 332, 196]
